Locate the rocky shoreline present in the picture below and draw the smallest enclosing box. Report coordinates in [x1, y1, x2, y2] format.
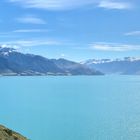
[0, 125, 27, 140]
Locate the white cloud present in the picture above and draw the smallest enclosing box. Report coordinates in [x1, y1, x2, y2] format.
[90, 42, 140, 51]
[13, 29, 48, 33]
[9, 0, 96, 10]
[1, 44, 20, 49]
[98, 1, 131, 10]
[0, 29, 48, 38]
[0, 39, 62, 48]
[13, 40, 61, 46]
[124, 31, 140, 36]
[0, 31, 20, 38]
[9, 0, 132, 10]
[17, 15, 46, 24]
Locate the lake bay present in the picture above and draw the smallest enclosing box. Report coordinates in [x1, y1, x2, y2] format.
[0, 76, 140, 140]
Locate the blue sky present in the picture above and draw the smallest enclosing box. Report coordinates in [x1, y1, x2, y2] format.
[0, 0, 140, 61]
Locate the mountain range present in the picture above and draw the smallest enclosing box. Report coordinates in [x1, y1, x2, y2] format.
[82, 57, 140, 75]
[0, 46, 140, 75]
[0, 47, 102, 76]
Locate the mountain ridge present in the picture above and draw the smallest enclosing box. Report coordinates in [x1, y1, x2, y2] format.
[82, 57, 140, 75]
[0, 47, 103, 76]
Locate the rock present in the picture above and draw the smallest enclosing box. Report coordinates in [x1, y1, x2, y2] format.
[0, 125, 28, 140]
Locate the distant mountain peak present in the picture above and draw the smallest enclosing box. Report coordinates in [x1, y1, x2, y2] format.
[82, 57, 140, 65]
[83, 57, 140, 75]
[0, 46, 16, 51]
[0, 46, 17, 56]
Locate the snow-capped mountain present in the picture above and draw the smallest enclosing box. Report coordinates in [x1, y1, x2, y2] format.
[0, 46, 102, 76]
[0, 47, 17, 56]
[81, 59, 113, 64]
[82, 57, 140, 75]
[81, 57, 140, 65]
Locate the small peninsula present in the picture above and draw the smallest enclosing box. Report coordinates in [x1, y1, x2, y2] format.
[0, 125, 27, 140]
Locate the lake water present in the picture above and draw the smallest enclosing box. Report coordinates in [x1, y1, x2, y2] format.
[0, 76, 140, 140]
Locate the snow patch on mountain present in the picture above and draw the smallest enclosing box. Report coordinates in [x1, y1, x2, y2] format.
[82, 57, 140, 65]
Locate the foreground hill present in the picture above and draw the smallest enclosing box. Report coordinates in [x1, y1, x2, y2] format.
[82, 57, 140, 75]
[0, 125, 27, 140]
[0, 47, 102, 76]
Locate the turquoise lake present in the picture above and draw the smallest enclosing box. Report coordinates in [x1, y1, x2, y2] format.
[0, 76, 140, 140]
